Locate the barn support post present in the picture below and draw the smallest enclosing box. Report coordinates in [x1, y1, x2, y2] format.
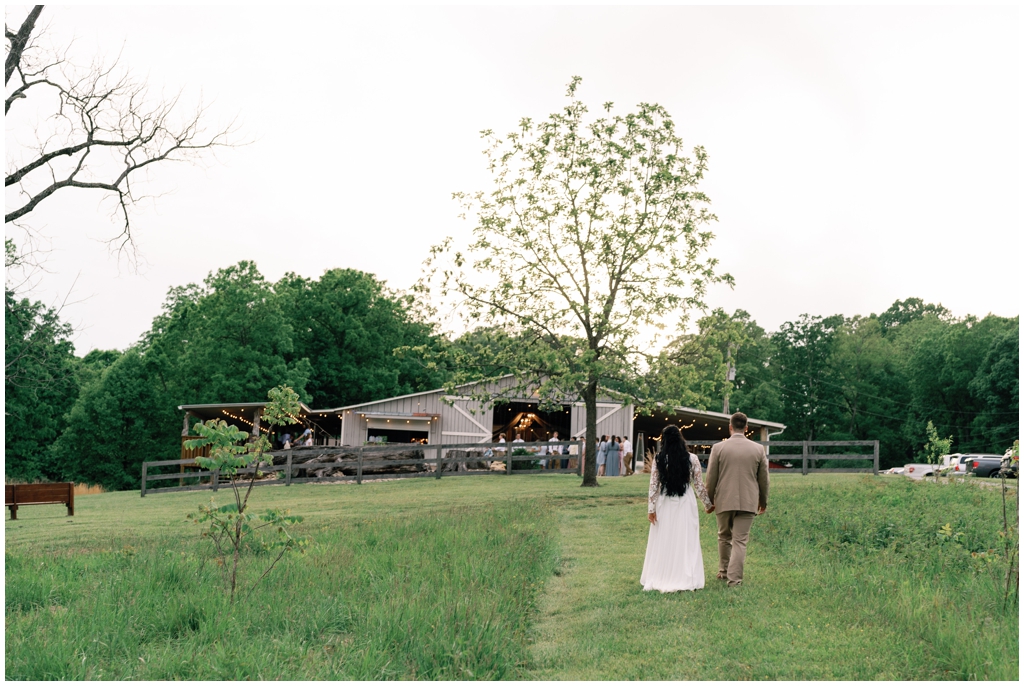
[357, 446, 364, 485]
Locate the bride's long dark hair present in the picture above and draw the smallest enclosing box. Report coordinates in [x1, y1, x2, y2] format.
[655, 425, 691, 497]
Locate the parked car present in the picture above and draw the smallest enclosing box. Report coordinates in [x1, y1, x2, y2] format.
[904, 454, 960, 480]
[882, 467, 905, 475]
[964, 454, 1006, 478]
[944, 454, 974, 476]
[903, 463, 938, 479]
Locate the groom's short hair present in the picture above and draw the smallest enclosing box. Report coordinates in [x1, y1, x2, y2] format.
[730, 412, 748, 431]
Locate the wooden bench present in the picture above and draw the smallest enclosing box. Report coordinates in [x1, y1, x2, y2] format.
[5, 483, 75, 520]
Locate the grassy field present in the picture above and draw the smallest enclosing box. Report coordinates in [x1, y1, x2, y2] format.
[5, 473, 1019, 680]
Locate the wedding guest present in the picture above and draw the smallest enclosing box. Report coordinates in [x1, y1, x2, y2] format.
[606, 436, 621, 476]
[597, 435, 609, 476]
[621, 434, 634, 475]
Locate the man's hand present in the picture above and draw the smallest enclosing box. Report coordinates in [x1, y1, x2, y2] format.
[705, 505, 715, 514]
[648, 512, 657, 525]
[757, 505, 767, 515]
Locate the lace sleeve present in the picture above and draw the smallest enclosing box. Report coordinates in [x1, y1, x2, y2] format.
[690, 454, 712, 510]
[648, 458, 660, 514]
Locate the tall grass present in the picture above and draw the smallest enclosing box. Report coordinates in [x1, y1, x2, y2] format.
[767, 477, 1017, 679]
[5, 474, 1018, 680]
[529, 475, 1018, 681]
[5, 501, 556, 680]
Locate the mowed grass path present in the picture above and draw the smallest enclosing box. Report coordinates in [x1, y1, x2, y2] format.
[6, 474, 1019, 679]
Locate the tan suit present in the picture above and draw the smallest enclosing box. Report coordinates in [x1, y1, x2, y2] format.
[706, 433, 770, 586]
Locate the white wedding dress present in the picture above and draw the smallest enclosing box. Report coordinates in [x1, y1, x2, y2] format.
[640, 453, 713, 593]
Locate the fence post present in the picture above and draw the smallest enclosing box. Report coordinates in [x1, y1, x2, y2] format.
[357, 446, 364, 485]
[802, 441, 808, 476]
[576, 440, 583, 476]
[140, 462, 147, 498]
[873, 440, 880, 476]
[285, 450, 293, 486]
[436, 446, 444, 479]
[506, 445, 512, 475]
[212, 469, 220, 492]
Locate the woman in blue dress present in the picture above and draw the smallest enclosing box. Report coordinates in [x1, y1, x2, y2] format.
[606, 436, 621, 476]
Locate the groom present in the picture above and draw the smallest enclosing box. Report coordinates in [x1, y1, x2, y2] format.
[705, 412, 770, 587]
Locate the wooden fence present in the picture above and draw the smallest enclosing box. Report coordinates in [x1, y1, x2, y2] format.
[141, 438, 879, 497]
[714, 439, 879, 475]
[636, 439, 879, 475]
[141, 440, 583, 497]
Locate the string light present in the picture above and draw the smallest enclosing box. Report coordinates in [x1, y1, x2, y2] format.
[219, 409, 269, 433]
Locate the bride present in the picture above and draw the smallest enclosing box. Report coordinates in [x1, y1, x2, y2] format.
[640, 424, 714, 592]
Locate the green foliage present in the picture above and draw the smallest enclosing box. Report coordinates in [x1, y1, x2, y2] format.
[46, 260, 450, 491]
[185, 385, 308, 603]
[277, 268, 443, 407]
[968, 327, 1019, 450]
[415, 77, 730, 485]
[4, 241, 80, 482]
[919, 420, 953, 465]
[145, 261, 313, 405]
[49, 349, 179, 491]
[184, 419, 250, 473]
[878, 297, 952, 335]
[710, 301, 1018, 469]
[647, 308, 766, 413]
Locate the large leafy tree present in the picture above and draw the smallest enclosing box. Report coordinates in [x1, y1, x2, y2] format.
[645, 308, 751, 414]
[896, 313, 1017, 454]
[144, 261, 312, 405]
[419, 77, 730, 487]
[768, 314, 847, 442]
[5, 269, 78, 481]
[968, 324, 1019, 452]
[50, 349, 179, 491]
[277, 269, 442, 408]
[50, 262, 312, 490]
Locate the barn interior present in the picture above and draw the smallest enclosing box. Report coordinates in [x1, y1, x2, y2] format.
[491, 401, 572, 442]
[364, 416, 431, 445]
[632, 406, 767, 456]
[179, 402, 343, 448]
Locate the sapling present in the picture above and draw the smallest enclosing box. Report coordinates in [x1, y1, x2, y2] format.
[919, 420, 953, 483]
[185, 385, 310, 603]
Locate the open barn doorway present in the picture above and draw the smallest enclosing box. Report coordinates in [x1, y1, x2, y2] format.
[492, 401, 571, 442]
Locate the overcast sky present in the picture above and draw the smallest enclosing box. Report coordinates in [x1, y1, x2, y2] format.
[6, 4, 1020, 355]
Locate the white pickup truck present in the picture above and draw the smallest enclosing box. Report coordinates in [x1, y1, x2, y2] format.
[903, 454, 963, 480]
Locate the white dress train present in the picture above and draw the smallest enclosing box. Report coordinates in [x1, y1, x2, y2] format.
[640, 453, 713, 593]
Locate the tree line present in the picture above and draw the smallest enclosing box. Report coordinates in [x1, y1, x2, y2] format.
[5, 256, 444, 490]
[664, 300, 1018, 468]
[6, 241, 1018, 490]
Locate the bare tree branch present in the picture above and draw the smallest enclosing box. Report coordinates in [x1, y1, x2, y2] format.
[5, 7, 243, 251]
[5, 4, 42, 85]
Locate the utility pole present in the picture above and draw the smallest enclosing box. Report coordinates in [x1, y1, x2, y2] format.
[723, 342, 737, 414]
